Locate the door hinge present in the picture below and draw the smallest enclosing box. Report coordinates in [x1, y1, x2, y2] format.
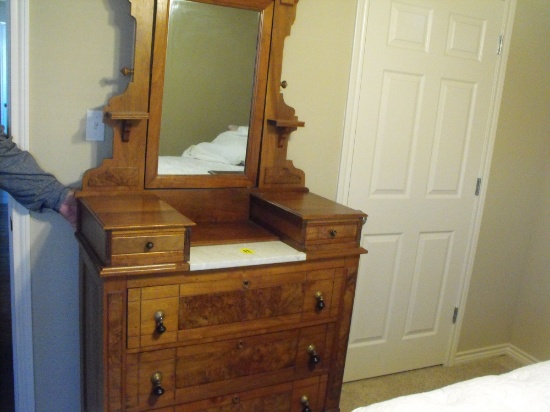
[452, 307, 459, 324]
[475, 178, 482, 196]
[10, 216, 13, 232]
[497, 35, 504, 55]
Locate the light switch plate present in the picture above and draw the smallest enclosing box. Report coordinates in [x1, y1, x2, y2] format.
[86, 110, 105, 141]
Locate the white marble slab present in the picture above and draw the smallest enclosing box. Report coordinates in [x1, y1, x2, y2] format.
[189, 241, 306, 271]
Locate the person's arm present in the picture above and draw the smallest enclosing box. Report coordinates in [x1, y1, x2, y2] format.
[0, 132, 76, 226]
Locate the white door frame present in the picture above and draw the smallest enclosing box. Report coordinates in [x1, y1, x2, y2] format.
[337, 0, 517, 366]
[7, 0, 35, 410]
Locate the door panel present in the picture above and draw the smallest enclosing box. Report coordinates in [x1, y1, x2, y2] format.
[343, 0, 506, 381]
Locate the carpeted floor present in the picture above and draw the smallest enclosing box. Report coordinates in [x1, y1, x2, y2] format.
[339, 355, 524, 412]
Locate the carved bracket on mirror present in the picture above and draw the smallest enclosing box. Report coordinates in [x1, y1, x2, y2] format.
[104, 111, 149, 142]
[257, 0, 307, 189]
[267, 117, 304, 148]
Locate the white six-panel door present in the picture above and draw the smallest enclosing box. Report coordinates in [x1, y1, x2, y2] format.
[341, 0, 508, 381]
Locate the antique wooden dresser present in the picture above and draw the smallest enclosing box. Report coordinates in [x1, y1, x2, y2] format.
[76, 1, 366, 411]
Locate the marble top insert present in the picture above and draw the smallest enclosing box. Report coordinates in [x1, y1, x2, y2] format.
[189, 240, 306, 271]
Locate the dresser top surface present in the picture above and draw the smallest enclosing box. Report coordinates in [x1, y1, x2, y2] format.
[251, 192, 367, 221]
[79, 194, 195, 231]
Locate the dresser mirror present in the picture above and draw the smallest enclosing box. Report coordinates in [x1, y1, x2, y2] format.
[145, 0, 274, 189]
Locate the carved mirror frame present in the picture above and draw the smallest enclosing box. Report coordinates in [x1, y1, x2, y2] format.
[81, 0, 305, 194]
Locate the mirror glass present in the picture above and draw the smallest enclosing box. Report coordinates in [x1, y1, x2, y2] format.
[157, 0, 261, 176]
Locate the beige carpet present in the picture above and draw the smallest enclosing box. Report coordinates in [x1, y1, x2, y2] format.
[339, 355, 524, 412]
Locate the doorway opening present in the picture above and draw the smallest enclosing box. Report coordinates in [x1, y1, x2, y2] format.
[0, 2, 14, 410]
[0, 192, 14, 412]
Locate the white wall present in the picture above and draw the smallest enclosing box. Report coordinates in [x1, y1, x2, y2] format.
[506, 0, 550, 361]
[511, 163, 550, 360]
[458, 0, 550, 357]
[284, 0, 357, 199]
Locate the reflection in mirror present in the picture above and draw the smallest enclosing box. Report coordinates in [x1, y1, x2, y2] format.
[158, 1, 261, 175]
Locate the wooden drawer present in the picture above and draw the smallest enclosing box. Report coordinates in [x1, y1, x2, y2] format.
[111, 230, 185, 266]
[125, 325, 333, 410]
[174, 376, 328, 412]
[78, 194, 194, 267]
[250, 192, 366, 254]
[305, 220, 359, 246]
[127, 264, 344, 349]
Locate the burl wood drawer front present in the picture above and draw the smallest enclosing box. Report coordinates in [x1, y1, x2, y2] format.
[127, 266, 344, 349]
[111, 230, 185, 266]
[125, 325, 333, 409]
[174, 376, 328, 412]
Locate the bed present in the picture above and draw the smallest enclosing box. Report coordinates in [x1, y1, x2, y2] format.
[352, 360, 550, 412]
[158, 126, 247, 175]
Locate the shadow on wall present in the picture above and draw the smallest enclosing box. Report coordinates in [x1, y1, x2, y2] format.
[84, 0, 137, 169]
[103, 0, 134, 96]
[30, 211, 80, 411]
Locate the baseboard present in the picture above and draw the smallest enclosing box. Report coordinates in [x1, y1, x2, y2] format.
[454, 343, 540, 366]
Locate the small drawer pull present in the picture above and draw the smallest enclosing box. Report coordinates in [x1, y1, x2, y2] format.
[237, 340, 245, 350]
[151, 372, 165, 397]
[308, 344, 321, 366]
[242, 279, 250, 289]
[146, 241, 154, 250]
[329, 229, 338, 238]
[315, 291, 325, 311]
[300, 395, 312, 412]
[154, 311, 166, 334]
[232, 396, 240, 404]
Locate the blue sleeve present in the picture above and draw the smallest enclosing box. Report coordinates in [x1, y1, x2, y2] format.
[0, 133, 70, 212]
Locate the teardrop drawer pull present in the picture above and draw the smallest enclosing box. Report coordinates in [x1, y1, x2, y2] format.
[300, 395, 312, 412]
[329, 229, 338, 238]
[154, 311, 166, 334]
[315, 291, 325, 310]
[151, 372, 165, 397]
[307, 344, 321, 365]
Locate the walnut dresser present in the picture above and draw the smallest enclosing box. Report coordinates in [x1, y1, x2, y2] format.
[76, 1, 367, 411]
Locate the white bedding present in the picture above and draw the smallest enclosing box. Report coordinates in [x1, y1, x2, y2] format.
[352, 361, 550, 412]
[182, 127, 248, 166]
[158, 126, 248, 175]
[158, 156, 244, 175]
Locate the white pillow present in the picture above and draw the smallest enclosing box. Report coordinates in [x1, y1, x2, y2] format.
[182, 127, 248, 165]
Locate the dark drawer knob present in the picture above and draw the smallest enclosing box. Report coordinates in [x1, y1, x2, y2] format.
[146, 241, 154, 250]
[307, 345, 321, 366]
[151, 372, 165, 397]
[300, 395, 312, 412]
[154, 311, 166, 334]
[329, 229, 338, 238]
[315, 291, 325, 310]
